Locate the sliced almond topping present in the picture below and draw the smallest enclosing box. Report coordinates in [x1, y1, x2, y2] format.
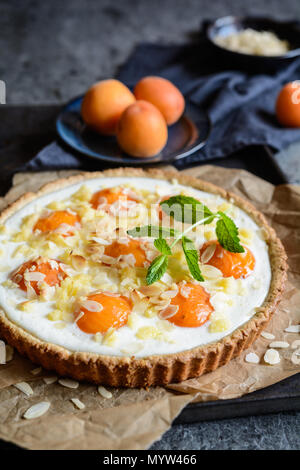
[264, 348, 280, 365]
[0, 340, 6, 364]
[261, 331, 275, 340]
[23, 401, 50, 420]
[160, 288, 178, 299]
[139, 285, 164, 296]
[102, 291, 120, 297]
[25, 281, 37, 299]
[58, 378, 79, 389]
[98, 385, 112, 399]
[71, 398, 85, 410]
[54, 223, 75, 235]
[80, 299, 103, 312]
[284, 325, 300, 333]
[14, 382, 34, 396]
[201, 243, 217, 264]
[291, 348, 300, 365]
[245, 352, 259, 364]
[159, 304, 179, 320]
[269, 341, 289, 349]
[43, 376, 58, 385]
[180, 284, 192, 298]
[71, 254, 87, 271]
[201, 265, 223, 279]
[291, 340, 300, 349]
[91, 237, 111, 245]
[30, 367, 42, 376]
[99, 254, 119, 265]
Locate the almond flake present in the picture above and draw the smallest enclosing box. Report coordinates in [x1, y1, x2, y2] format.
[30, 367, 42, 376]
[201, 243, 217, 264]
[43, 376, 58, 385]
[98, 386, 112, 399]
[201, 265, 223, 279]
[58, 378, 79, 389]
[80, 299, 103, 312]
[261, 331, 275, 340]
[24, 271, 46, 282]
[0, 340, 6, 364]
[23, 401, 50, 419]
[71, 254, 86, 271]
[245, 352, 259, 364]
[264, 348, 280, 365]
[92, 237, 111, 245]
[159, 304, 179, 320]
[284, 325, 300, 333]
[70, 398, 85, 410]
[269, 341, 289, 349]
[291, 348, 300, 365]
[291, 340, 300, 349]
[139, 285, 164, 297]
[14, 382, 34, 396]
[160, 288, 178, 299]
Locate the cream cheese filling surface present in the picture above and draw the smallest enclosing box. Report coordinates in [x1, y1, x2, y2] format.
[0, 177, 271, 357]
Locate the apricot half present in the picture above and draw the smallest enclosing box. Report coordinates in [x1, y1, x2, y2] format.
[276, 82, 300, 128]
[134, 76, 185, 125]
[116, 100, 168, 157]
[81, 79, 135, 135]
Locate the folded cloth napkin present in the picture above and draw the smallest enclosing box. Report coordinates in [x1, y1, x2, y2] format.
[22, 39, 300, 173]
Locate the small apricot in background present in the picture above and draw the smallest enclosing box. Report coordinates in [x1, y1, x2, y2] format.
[81, 79, 135, 135]
[134, 76, 185, 125]
[276, 81, 300, 128]
[116, 100, 168, 158]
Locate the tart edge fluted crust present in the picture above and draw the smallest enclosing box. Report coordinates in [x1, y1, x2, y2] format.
[0, 168, 288, 387]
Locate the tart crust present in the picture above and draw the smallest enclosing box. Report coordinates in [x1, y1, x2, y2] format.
[0, 168, 288, 387]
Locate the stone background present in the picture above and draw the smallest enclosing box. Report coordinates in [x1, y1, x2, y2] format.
[1, 0, 300, 450]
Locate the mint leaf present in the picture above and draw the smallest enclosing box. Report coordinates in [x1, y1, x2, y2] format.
[216, 212, 245, 253]
[160, 195, 214, 225]
[154, 238, 172, 255]
[146, 255, 168, 285]
[182, 236, 204, 282]
[127, 225, 178, 238]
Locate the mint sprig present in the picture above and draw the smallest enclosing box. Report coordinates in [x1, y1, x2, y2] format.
[216, 212, 244, 253]
[128, 195, 244, 285]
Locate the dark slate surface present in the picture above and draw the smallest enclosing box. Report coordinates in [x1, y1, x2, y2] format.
[0, 0, 300, 451]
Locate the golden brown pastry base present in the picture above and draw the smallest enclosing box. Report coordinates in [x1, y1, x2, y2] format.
[0, 168, 288, 387]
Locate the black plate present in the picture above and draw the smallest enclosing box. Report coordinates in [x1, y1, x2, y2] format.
[206, 16, 300, 72]
[56, 96, 211, 165]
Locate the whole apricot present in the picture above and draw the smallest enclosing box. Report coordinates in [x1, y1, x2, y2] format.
[116, 100, 168, 157]
[276, 82, 300, 128]
[134, 76, 185, 125]
[81, 79, 135, 135]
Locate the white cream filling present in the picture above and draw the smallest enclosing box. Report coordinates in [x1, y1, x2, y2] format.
[0, 177, 271, 357]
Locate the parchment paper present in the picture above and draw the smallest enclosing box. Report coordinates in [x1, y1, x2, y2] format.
[0, 165, 299, 449]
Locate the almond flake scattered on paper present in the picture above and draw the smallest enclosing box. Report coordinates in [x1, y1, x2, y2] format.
[70, 398, 85, 410]
[58, 378, 79, 389]
[284, 325, 300, 333]
[30, 367, 42, 376]
[264, 348, 281, 365]
[98, 385, 112, 399]
[23, 401, 50, 420]
[291, 348, 300, 365]
[14, 382, 34, 396]
[261, 331, 275, 340]
[245, 352, 260, 364]
[269, 341, 289, 349]
[43, 376, 58, 385]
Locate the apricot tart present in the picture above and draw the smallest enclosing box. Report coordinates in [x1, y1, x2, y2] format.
[0, 169, 287, 387]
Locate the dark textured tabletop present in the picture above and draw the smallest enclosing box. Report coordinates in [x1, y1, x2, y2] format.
[1, 0, 300, 450]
